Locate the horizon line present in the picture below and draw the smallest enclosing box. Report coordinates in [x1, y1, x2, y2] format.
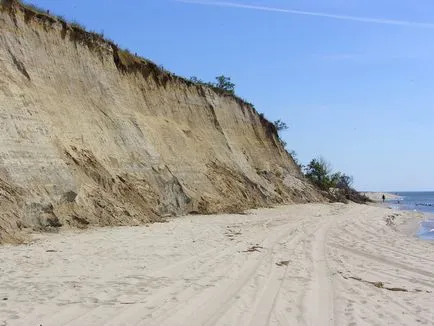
[175, 0, 434, 29]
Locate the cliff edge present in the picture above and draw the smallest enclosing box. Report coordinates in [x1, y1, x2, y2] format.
[0, 0, 322, 243]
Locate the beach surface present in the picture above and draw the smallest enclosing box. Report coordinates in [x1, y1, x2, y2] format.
[362, 192, 402, 202]
[0, 203, 433, 326]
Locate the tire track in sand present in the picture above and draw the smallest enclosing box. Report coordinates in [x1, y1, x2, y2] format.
[301, 217, 335, 326]
[155, 219, 315, 326]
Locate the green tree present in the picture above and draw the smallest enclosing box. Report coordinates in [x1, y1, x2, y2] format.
[214, 75, 235, 94]
[273, 120, 288, 131]
[303, 156, 368, 203]
[336, 173, 353, 190]
[304, 157, 338, 190]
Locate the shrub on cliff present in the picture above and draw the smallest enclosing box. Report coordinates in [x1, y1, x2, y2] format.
[214, 75, 235, 94]
[271, 119, 291, 152]
[189, 75, 235, 95]
[273, 120, 288, 132]
[304, 157, 338, 191]
[304, 157, 370, 203]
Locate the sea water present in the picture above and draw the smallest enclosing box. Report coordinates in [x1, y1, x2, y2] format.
[388, 192, 434, 240]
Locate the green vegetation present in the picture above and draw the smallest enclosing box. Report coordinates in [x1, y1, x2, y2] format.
[304, 157, 338, 191]
[273, 120, 288, 132]
[189, 76, 214, 88]
[303, 157, 369, 203]
[304, 157, 355, 192]
[214, 75, 235, 94]
[189, 75, 235, 95]
[272, 119, 289, 150]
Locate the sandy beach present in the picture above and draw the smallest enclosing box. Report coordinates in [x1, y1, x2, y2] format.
[361, 192, 402, 202]
[0, 203, 433, 326]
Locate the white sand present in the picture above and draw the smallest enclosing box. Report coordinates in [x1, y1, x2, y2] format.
[0, 203, 433, 326]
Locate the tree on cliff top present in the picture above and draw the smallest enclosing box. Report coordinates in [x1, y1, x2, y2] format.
[189, 75, 235, 95]
[273, 120, 288, 132]
[215, 75, 235, 94]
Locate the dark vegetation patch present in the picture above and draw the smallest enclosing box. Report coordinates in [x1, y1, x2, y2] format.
[304, 157, 371, 204]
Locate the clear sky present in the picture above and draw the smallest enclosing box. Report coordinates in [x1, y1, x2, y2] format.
[25, 0, 434, 191]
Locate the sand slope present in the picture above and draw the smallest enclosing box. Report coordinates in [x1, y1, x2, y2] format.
[0, 204, 433, 325]
[0, 2, 321, 243]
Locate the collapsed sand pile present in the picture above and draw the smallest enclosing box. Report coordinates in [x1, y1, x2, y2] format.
[0, 0, 322, 243]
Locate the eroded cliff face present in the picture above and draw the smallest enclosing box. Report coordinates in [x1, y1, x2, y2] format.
[0, 1, 322, 243]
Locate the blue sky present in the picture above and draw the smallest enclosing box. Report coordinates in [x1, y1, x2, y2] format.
[25, 0, 434, 191]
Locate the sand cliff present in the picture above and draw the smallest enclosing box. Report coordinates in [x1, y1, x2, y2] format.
[0, 0, 321, 243]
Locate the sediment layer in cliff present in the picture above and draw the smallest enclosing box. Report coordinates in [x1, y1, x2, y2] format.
[0, 0, 322, 243]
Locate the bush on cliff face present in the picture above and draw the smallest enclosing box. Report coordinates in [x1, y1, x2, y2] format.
[271, 119, 290, 150]
[304, 157, 370, 203]
[304, 157, 337, 191]
[273, 120, 288, 132]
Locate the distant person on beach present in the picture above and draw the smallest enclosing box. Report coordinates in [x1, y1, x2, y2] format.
[382, 194, 385, 203]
